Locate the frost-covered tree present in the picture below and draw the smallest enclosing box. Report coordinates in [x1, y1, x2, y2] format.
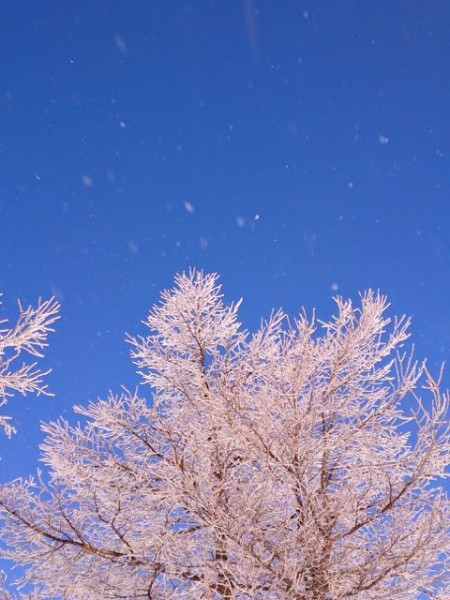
[0, 296, 59, 437]
[0, 272, 449, 599]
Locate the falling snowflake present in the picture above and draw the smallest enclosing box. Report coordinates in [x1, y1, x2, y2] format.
[128, 241, 139, 255]
[114, 35, 128, 55]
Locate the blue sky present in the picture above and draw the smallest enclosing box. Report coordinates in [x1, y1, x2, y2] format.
[1, 0, 450, 476]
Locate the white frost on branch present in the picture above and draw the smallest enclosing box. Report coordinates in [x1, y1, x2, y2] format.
[0, 296, 60, 436]
[0, 272, 449, 599]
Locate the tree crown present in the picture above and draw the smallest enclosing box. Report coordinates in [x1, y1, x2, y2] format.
[0, 272, 449, 599]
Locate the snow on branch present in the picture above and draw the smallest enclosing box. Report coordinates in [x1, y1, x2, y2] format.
[0, 273, 449, 598]
[0, 296, 60, 436]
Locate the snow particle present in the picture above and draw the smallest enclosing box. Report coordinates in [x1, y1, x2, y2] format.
[378, 134, 389, 145]
[114, 35, 128, 55]
[236, 216, 245, 228]
[128, 241, 139, 255]
[82, 175, 93, 187]
[183, 201, 195, 213]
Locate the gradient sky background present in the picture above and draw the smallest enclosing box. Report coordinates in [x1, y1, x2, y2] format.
[1, 0, 450, 481]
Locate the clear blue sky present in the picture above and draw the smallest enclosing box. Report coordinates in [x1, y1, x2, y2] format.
[1, 1, 450, 476]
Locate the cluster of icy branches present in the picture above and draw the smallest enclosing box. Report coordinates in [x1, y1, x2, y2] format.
[0, 273, 449, 599]
[0, 296, 59, 436]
